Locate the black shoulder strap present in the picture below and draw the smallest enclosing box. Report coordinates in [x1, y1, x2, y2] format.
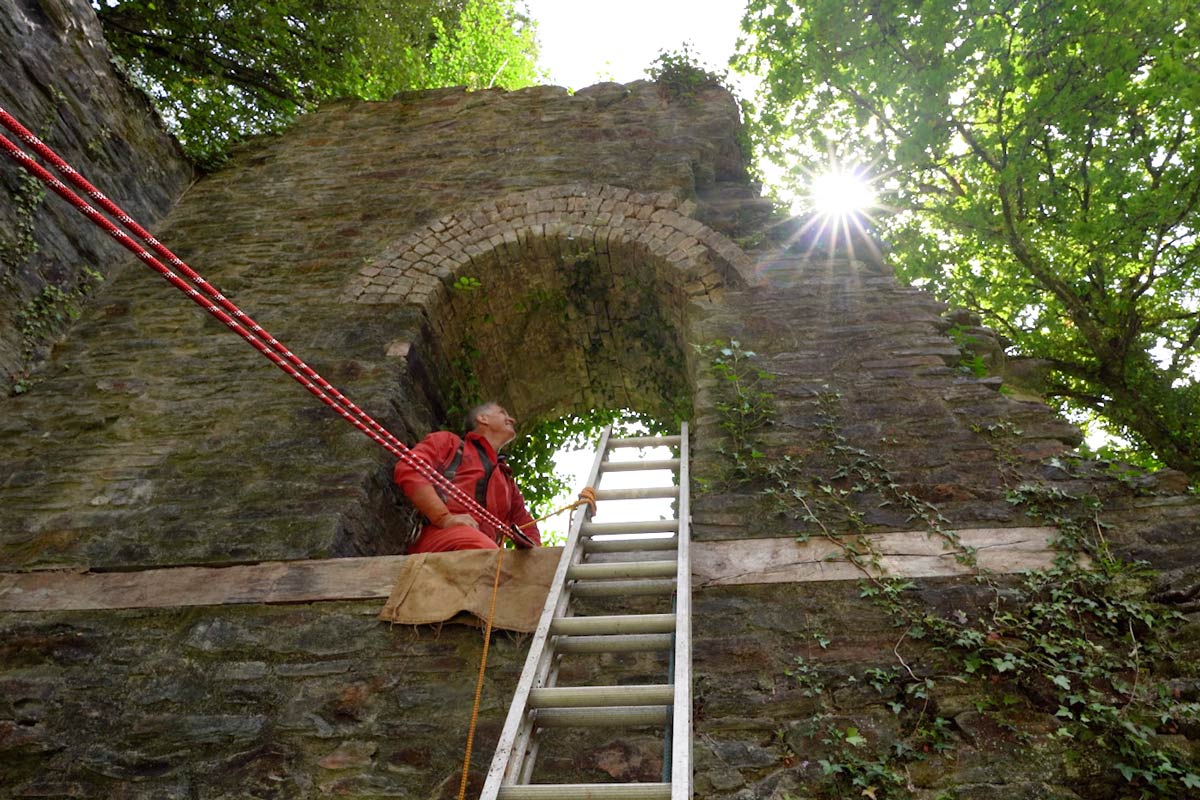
[469, 439, 496, 509]
[434, 439, 466, 501]
[434, 438, 495, 510]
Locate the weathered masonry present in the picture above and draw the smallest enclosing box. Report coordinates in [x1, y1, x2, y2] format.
[4, 3, 1200, 798]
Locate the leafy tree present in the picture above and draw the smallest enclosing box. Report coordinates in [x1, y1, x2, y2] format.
[95, 0, 542, 167]
[737, 0, 1200, 479]
[426, 0, 542, 90]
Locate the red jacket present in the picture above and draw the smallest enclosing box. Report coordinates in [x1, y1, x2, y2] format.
[394, 430, 540, 546]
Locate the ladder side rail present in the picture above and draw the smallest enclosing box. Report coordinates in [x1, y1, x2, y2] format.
[671, 422, 693, 800]
[480, 426, 614, 797]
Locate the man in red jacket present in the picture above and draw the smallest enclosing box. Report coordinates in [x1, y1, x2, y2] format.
[395, 401, 541, 552]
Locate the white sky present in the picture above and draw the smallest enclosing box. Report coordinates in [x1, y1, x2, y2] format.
[519, 1, 830, 213]
[522, 0, 749, 91]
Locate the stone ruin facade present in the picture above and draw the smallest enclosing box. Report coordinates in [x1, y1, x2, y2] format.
[3, 2, 1200, 798]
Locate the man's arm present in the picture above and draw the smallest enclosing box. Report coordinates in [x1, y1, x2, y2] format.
[405, 484, 479, 529]
[394, 432, 479, 529]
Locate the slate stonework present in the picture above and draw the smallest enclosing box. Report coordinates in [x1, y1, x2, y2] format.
[0, 80, 757, 572]
[0, 0, 192, 395]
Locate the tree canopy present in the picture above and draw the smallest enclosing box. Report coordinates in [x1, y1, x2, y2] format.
[96, 0, 542, 167]
[737, 0, 1200, 480]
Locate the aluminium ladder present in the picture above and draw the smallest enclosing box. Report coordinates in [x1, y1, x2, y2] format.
[480, 424, 692, 800]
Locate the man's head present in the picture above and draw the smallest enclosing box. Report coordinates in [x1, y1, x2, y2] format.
[466, 401, 517, 449]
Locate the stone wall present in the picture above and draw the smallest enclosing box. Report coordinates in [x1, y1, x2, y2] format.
[2, 27, 1200, 800]
[0, 80, 756, 572]
[684, 266, 1200, 799]
[0, 0, 193, 395]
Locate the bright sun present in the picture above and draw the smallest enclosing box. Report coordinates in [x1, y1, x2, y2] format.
[809, 168, 877, 218]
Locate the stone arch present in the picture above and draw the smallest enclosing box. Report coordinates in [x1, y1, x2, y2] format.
[345, 184, 755, 425]
[344, 183, 755, 307]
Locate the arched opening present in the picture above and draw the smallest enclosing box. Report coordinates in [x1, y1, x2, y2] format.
[412, 231, 698, 546]
[346, 183, 750, 553]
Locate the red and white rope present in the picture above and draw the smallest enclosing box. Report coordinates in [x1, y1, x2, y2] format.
[0, 106, 534, 547]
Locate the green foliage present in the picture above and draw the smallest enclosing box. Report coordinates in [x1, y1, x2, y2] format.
[97, 0, 542, 168]
[426, 0, 544, 90]
[881, 556, 1200, 795]
[441, 338, 483, 428]
[506, 408, 668, 516]
[697, 339, 776, 482]
[814, 722, 908, 799]
[785, 654, 826, 697]
[945, 324, 989, 378]
[10, 266, 105, 394]
[0, 172, 45, 268]
[16, 266, 104, 342]
[451, 275, 482, 292]
[712, 359, 1199, 794]
[737, 0, 1200, 479]
[645, 43, 729, 101]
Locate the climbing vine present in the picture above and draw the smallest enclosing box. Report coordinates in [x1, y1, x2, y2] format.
[696, 339, 776, 483]
[8, 266, 105, 395]
[0, 171, 45, 269]
[700, 340, 1200, 798]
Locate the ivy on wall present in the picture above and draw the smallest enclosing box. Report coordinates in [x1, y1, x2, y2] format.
[698, 340, 1200, 798]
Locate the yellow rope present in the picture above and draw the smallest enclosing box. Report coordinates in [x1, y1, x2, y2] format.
[457, 547, 505, 800]
[518, 486, 596, 529]
[455, 486, 595, 796]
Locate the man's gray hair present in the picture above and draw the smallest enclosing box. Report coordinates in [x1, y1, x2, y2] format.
[465, 401, 500, 432]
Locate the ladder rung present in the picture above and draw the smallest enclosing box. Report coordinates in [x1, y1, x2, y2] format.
[584, 537, 677, 554]
[556, 633, 674, 653]
[571, 579, 676, 597]
[535, 705, 670, 727]
[594, 487, 679, 501]
[497, 783, 671, 799]
[529, 684, 674, 708]
[600, 459, 680, 472]
[583, 520, 679, 535]
[607, 435, 680, 448]
[568, 561, 677, 580]
[551, 614, 676, 635]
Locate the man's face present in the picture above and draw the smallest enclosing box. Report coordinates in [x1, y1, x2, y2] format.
[479, 404, 517, 446]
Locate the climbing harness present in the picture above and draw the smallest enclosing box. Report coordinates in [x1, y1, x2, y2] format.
[0, 106, 535, 548]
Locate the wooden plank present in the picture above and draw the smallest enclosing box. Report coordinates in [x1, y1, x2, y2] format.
[691, 527, 1062, 588]
[0, 527, 1064, 613]
[0, 555, 407, 612]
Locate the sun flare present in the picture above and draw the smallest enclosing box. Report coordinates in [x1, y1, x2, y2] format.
[810, 168, 876, 219]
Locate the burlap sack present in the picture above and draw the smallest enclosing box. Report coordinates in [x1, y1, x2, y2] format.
[378, 546, 563, 632]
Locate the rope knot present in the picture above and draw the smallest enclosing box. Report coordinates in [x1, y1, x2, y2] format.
[577, 485, 597, 516]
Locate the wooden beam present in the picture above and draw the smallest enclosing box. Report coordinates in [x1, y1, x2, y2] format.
[0, 528, 1063, 613]
[691, 527, 1062, 588]
[0, 555, 408, 612]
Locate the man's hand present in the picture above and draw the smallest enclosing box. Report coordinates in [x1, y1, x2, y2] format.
[437, 513, 479, 529]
